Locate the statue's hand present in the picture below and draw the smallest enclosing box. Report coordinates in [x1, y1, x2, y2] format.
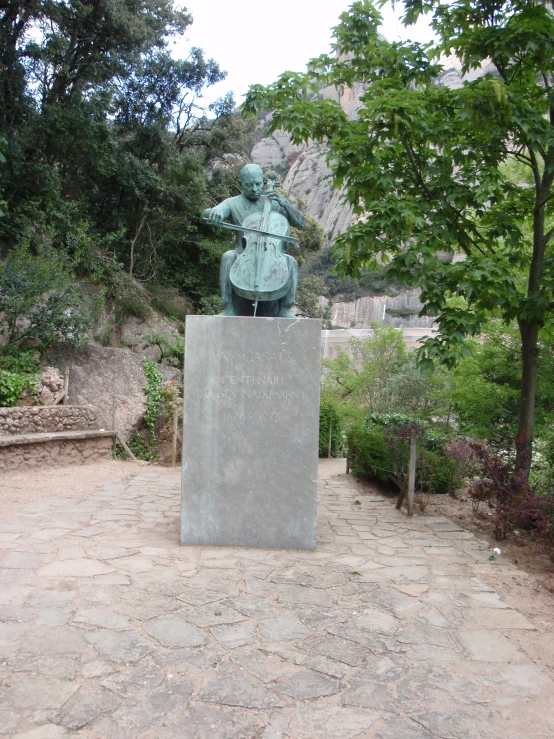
[207, 207, 225, 224]
[266, 190, 287, 208]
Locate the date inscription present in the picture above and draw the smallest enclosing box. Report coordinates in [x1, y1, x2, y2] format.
[224, 412, 281, 423]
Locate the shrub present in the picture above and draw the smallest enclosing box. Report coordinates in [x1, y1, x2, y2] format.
[199, 294, 223, 315]
[0, 245, 94, 353]
[143, 333, 184, 368]
[0, 370, 36, 407]
[0, 349, 40, 374]
[347, 414, 462, 495]
[346, 421, 398, 482]
[418, 447, 461, 495]
[468, 440, 554, 560]
[319, 398, 342, 457]
[124, 369, 182, 462]
[113, 283, 151, 326]
[149, 285, 190, 322]
[530, 432, 554, 496]
[0, 349, 40, 407]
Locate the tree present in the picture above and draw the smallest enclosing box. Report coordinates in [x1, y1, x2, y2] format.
[322, 323, 407, 411]
[0, 245, 94, 353]
[449, 324, 554, 441]
[374, 352, 455, 424]
[295, 275, 331, 320]
[0, 0, 254, 314]
[244, 0, 554, 478]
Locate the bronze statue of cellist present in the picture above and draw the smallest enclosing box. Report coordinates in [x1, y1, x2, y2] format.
[201, 164, 305, 317]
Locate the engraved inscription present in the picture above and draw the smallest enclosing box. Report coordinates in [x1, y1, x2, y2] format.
[215, 349, 293, 363]
[222, 376, 284, 386]
[241, 389, 303, 399]
[191, 344, 305, 422]
[224, 412, 281, 423]
[195, 388, 304, 400]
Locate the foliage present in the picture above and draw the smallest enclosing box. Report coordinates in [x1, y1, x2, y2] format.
[148, 286, 190, 322]
[0, 370, 36, 407]
[373, 353, 454, 424]
[0, 245, 95, 354]
[243, 0, 554, 477]
[126, 358, 164, 461]
[447, 438, 482, 497]
[0, 348, 40, 407]
[125, 368, 182, 461]
[1, 0, 255, 318]
[322, 324, 407, 411]
[296, 276, 331, 321]
[469, 440, 554, 560]
[198, 294, 224, 316]
[143, 359, 164, 449]
[450, 327, 554, 442]
[319, 397, 343, 457]
[0, 349, 40, 374]
[289, 214, 326, 266]
[301, 248, 400, 301]
[142, 333, 184, 367]
[530, 432, 554, 497]
[346, 415, 462, 495]
[0, 135, 6, 218]
[347, 420, 395, 481]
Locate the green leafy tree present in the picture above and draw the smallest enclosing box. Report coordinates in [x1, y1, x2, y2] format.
[244, 0, 554, 477]
[374, 353, 455, 424]
[450, 325, 554, 441]
[322, 323, 407, 411]
[295, 275, 331, 320]
[1, 0, 253, 314]
[0, 245, 94, 353]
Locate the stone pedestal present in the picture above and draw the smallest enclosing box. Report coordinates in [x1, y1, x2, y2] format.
[181, 316, 321, 549]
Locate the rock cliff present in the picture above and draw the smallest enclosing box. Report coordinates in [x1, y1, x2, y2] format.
[45, 345, 180, 441]
[251, 61, 485, 329]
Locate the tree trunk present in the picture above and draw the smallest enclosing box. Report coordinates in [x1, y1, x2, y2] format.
[515, 163, 550, 479]
[516, 318, 539, 478]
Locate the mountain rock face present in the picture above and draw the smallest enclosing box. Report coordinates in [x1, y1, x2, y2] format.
[251, 83, 365, 245]
[252, 134, 353, 245]
[331, 289, 436, 330]
[251, 60, 486, 329]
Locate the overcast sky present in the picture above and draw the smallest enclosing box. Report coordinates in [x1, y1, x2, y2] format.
[173, 1, 434, 105]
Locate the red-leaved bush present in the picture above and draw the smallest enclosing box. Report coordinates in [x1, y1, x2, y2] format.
[467, 438, 554, 562]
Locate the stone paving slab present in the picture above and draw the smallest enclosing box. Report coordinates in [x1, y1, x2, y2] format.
[0, 468, 553, 738]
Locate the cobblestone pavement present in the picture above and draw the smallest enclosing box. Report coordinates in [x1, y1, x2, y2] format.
[1, 467, 553, 739]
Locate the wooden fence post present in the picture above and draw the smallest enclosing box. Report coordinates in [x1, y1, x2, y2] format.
[407, 432, 417, 517]
[112, 399, 117, 451]
[62, 368, 69, 405]
[171, 406, 179, 467]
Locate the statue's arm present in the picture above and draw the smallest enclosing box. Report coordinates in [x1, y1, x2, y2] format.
[268, 192, 306, 229]
[201, 199, 232, 224]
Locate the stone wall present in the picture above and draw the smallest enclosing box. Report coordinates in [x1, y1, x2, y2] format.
[0, 435, 113, 472]
[0, 405, 98, 436]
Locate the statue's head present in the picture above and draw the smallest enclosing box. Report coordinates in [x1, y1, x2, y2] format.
[239, 164, 264, 202]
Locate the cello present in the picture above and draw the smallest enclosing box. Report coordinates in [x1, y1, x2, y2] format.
[229, 173, 292, 315]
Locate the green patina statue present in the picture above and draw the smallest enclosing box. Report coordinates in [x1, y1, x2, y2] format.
[202, 163, 305, 317]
